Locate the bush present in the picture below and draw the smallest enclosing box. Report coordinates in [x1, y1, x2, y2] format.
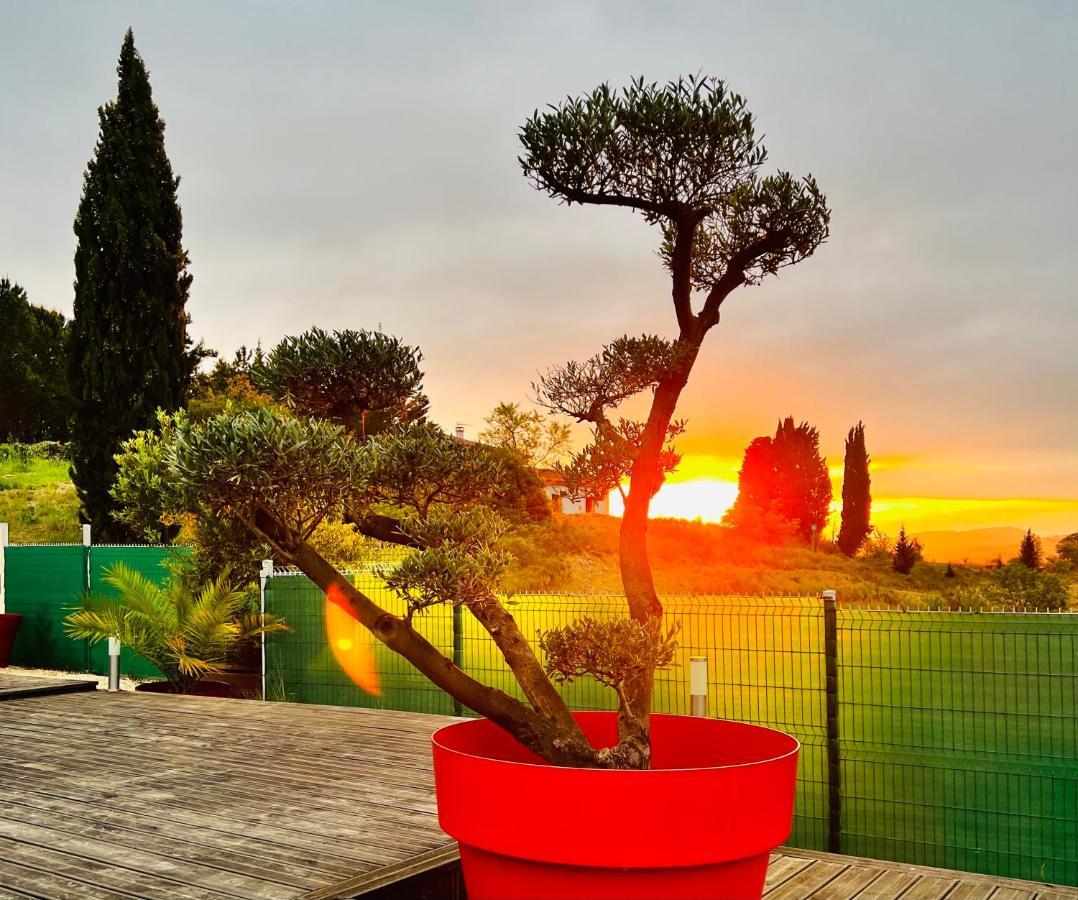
[942, 564, 1068, 612]
[0, 441, 72, 466]
[993, 564, 1068, 611]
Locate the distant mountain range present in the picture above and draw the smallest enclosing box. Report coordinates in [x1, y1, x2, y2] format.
[916, 527, 1067, 564]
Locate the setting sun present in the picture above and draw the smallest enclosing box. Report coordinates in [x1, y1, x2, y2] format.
[610, 477, 739, 522]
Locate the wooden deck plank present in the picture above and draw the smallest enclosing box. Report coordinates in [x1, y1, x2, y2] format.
[767, 860, 849, 898]
[851, 869, 921, 898]
[764, 852, 818, 891]
[0, 816, 295, 900]
[945, 883, 998, 899]
[899, 875, 959, 899]
[0, 776, 401, 873]
[0, 834, 239, 900]
[0, 802, 323, 891]
[0, 855, 142, 900]
[809, 863, 888, 898]
[991, 890, 1039, 900]
[0, 786, 361, 879]
[0, 673, 97, 700]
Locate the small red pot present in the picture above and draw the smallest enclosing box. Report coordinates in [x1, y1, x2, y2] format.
[0, 614, 22, 667]
[134, 679, 232, 698]
[433, 712, 798, 900]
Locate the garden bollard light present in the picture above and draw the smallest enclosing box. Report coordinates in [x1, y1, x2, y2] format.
[690, 655, 708, 717]
[107, 636, 121, 691]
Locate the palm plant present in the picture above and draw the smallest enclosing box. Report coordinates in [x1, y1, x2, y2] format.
[64, 563, 289, 693]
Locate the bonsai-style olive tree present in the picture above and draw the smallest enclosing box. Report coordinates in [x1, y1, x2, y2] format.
[525, 75, 829, 732]
[116, 76, 828, 769]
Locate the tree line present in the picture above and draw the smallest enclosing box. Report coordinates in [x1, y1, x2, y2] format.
[721, 416, 873, 558]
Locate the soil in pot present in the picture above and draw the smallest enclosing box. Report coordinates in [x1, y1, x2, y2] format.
[134, 679, 232, 698]
[433, 711, 799, 900]
[0, 614, 23, 667]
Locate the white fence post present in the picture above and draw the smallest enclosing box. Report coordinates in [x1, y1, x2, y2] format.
[259, 559, 274, 701]
[0, 522, 8, 615]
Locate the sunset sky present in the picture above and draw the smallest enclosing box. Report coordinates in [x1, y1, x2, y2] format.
[2, 2, 1076, 536]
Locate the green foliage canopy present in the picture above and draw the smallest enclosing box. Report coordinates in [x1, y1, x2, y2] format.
[0, 278, 71, 442]
[253, 327, 428, 437]
[480, 401, 571, 469]
[725, 417, 832, 542]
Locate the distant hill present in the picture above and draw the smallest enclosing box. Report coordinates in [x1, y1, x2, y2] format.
[902, 527, 1065, 564]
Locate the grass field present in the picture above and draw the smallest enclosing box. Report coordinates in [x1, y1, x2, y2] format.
[0, 449, 81, 543]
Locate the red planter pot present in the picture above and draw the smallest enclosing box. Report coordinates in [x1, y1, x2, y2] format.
[0, 614, 22, 667]
[134, 679, 232, 698]
[432, 712, 798, 900]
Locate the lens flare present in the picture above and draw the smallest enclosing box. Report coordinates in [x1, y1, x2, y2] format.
[324, 583, 381, 696]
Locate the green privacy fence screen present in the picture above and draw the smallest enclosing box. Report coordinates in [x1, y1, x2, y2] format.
[264, 569, 1077, 886]
[1, 542, 185, 679]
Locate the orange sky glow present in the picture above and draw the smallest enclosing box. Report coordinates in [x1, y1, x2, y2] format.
[606, 452, 1078, 539]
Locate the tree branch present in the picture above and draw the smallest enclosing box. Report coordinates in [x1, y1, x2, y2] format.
[668, 217, 702, 337]
[539, 174, 675, 218]
[697, 232, 789, 330]
[466, 595, 585, 741]
[248, 505, 600, 766]
[344, 509, 424, 549]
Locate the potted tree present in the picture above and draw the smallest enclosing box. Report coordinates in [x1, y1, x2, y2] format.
[64, 563, 288, 696]
[113, 75, 828, 898]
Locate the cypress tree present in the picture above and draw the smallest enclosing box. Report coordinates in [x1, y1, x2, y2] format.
[837, 421, 871, 556]
[1018, 529, 1042, 570]
[70, 29, 198, 539]
[725, 417, 832, 543]
[892, 525, 922, 575]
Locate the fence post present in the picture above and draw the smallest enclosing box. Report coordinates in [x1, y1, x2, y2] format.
[822, 588, 841, 853]
[82, 524, 92, 669]
[0, 522, 8, 615]
[690, 656, 708, 716]
[259, 560, 273, 701]
[451, 604, 464, 717]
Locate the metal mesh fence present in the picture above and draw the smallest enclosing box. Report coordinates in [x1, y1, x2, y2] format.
[263, 569, 1077, 885]
[266, 570, 827, 853]
[838, 609, 1077, 884]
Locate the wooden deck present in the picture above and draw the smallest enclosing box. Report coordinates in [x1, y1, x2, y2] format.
[0, 687, 1074, 899]
[763, 849, 1077, 899]
[0, 673, 97, 700]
